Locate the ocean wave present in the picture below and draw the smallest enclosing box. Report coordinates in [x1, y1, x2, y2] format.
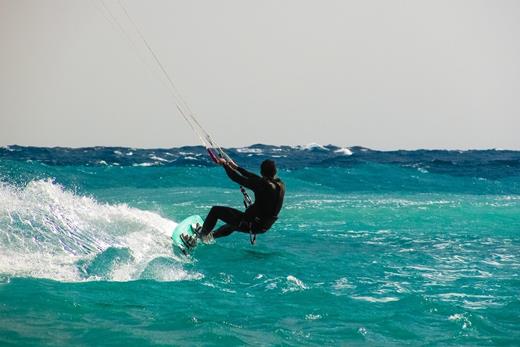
[236, 147, 263, 154]
[1, 145, 520, 178]
[149, 155, 169, 162]
[0, 179, 200, 282]
[285, 275, 308, 291]
[132, 162, 157, 167]
[334, 147, 353, 156]
[351, 296, 400, 303]
[299, 143, 330, 151]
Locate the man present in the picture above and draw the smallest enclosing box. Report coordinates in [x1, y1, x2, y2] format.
[183, 159, 285, 246]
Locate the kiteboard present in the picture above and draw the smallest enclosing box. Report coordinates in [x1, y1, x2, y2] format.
[172, 215, 204, 255]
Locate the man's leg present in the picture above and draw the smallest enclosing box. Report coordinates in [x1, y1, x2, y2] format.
[201, 206, 244, 236]
[212, 224, 238, 238]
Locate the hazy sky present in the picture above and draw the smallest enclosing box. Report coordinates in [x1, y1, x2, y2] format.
[1, 0, 519, 149]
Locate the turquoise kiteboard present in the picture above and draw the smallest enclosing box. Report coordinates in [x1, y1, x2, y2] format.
[172, 215, 204, 255]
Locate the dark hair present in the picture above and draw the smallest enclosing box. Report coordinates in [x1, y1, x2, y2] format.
[260, 159, 276, 178]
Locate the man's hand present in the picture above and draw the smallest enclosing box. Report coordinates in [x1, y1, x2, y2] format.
[218, 158, 238, 170]
[227, 160, 238, 170]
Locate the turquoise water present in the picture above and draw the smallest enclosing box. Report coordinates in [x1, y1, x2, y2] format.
[1, 146, 520, 346]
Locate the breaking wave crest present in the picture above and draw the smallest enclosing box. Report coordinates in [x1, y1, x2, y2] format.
[0, 179, 201, 282]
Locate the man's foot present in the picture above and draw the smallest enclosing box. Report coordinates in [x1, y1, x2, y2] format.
[180, 233, 197, 249]
[200, 231, 214, 244]
[190, 223, 214, 244]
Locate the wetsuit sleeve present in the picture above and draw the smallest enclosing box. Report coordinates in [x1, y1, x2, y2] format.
[223, 164, 259, 190]
[236, 166, 260, 179]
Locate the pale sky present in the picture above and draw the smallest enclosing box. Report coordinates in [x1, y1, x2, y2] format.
[0, 0, 519, 149]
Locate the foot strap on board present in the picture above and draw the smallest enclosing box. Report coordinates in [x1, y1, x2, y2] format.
[180, 233, 197, 249]
[191, 223, 203, 238]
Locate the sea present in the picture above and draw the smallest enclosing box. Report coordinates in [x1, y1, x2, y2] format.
[0, 144, 519, 346]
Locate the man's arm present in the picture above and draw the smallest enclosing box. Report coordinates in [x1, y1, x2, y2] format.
[221, 159, 257, 178]
[236, 166, 260, 179]
[223, 163, 258, 190]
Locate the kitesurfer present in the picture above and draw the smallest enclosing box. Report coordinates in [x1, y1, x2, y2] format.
[186, 159, 285, 244]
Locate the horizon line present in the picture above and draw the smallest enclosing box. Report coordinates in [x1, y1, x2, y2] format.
[2, 143, 520, 152]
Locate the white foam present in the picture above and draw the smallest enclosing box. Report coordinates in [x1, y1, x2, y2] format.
[333, 277, 355, 290]
[0, 179, 200, 282]
[351, 296, 400, 303]
[149, 155, 168, 162]
[2, 145, 15, 152]
[236, 147, 263, 154]
[300, 143, 329, 151]
[334, 147, 353, 156]
[284, 275, 307, 292]
[448, 313, 472, 329]
[305, 314, 322, 320]
[448, 313, 464, 320]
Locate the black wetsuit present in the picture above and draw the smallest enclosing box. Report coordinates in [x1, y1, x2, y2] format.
[201, 164, 285, 238]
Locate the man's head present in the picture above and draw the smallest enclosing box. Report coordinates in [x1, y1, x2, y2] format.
[260, 159, 277, 178]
